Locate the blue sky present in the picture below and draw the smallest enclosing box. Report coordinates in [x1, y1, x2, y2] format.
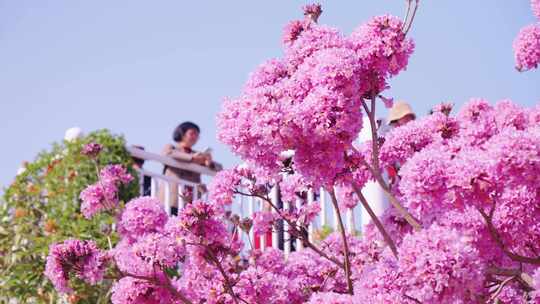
[1, 1, 539, 190]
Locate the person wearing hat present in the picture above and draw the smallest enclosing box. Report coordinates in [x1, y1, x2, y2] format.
[387, 101, 416, 128]
[385, 101, 416, 187]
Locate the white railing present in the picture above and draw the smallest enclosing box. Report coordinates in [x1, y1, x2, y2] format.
[128, 146, 386, 255]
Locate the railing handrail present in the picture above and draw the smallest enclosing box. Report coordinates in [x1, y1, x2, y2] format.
[137, 168, 201, 187]
[127, 146, 219, 177]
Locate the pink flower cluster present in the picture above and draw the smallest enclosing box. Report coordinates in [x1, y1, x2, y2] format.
[81, 142, 102, 157]
[513, 1, 540, 71]
[79, 164, 133, 218]
[218, 8, 413, 187]
[119, 196, 168, 240]
[44, 239, 108, 293]
[49, 98, 540, 304]
[514, 24, 540, 71]
[111, 277, 175, 304]
[45, 4, 540, 304]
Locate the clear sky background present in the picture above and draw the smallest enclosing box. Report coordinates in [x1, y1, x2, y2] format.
[1, 1, 539, 191]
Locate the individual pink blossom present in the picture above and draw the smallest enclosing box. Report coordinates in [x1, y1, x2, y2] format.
[493, 99, 528, 130]
[119, 196, 168, 239]
[253, 211, 276, 235]
[379, 95, 394, 108]
[513, 24, 540, 71]
[349, 14, 414, 94]
[308, 292, 354, 304]
[208, 168, 243, 208]
[100, 164, 133, 185]
[395, 224, 485, 303]
[280, 173, 309, 203]
[44, 239, 108, 293]
[284, 23, 345, 71]
[296, 201, 321, 225]
[132, 233, 185, 269]
[302, 3, 322, 22]
[283, 20, 308, 46]
[334, 185, 359, 210]
[398, 147, 453, 221]
[113, 239, 154, 277]
[165, 200, 238, 258]
[233, 266, 305, 304]
[379, 115, 438, 165]
[110, 277, 174, 304]
[431, 102, 454, 116]
[533, 0, 540, 20]
[81, 142, 102, 157]
[250, 247, 287, 273]
[456, 98, 497, 145]
[79, 181, 118, 218]
[244, 58, 288, 92]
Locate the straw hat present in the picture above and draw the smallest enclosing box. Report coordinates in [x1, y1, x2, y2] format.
[387, 101, 415, 124]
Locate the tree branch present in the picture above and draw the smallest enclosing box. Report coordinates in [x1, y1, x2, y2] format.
[329, 189, 354, 295]
[477, 207, 540, 265]
[352, 184, 398, 258]
[363, 95, 421, 231]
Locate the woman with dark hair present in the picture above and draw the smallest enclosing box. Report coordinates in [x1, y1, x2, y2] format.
[160, 121, 221, 215]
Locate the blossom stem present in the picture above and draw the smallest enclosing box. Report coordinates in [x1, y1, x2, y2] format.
[329, 189, 354, 295]
[352, 184, 398, 258]
[205, 249, 246, 304]
[402, 0, 412, 31]
[477, 207, 540, 265]
[403, 0, 420, 35]
[486, 266, 534, 291]
[235, 190, 345, 268]
[120, 271, 194, 304]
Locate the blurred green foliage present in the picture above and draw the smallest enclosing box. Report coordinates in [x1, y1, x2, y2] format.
[0, 129, 139, 303]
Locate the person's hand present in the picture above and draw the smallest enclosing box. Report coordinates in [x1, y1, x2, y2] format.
[203, 152, 213, 167]
[192, 153, 208, 165]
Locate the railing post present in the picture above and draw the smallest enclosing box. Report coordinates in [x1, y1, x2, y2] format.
[248, 196, 255, 249]
[307, 189, 315, 243]
[283, 200, 291, 255]
[295, 198, 304, 251]
[137, 169, 145, 196]
[271, 186, 279, 250]
[320, 187, 327, 228]
[164, 182, 171, 215]
[346, 209, 355, 234]
[150, 178, 157, 198]
[178, 184, 185, 209]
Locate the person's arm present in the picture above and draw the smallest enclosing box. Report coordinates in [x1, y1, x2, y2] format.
[209, 160, 223, 171]
[162, 144, 193, 162]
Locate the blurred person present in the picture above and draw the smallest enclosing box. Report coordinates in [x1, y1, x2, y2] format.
[160, 121, 222, 215]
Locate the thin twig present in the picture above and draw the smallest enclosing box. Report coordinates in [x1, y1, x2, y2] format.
[329, 189, 354, 295]
[488, 276, 515, 302]
[402, 0, 412, 31]
[121, 272, 194, 304]
[352, 184, 398, 258]
[477, 207, 540, 265]
[486, 266, 534, 290]
[205, 249, 246, 304]
[403, 0, 420, 35]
